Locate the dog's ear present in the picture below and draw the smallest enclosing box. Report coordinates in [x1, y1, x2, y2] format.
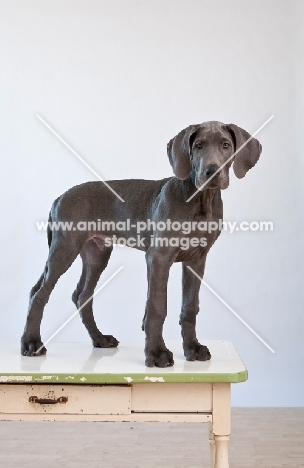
[167, 125, 198, 179]
[225, 124, 262, 179]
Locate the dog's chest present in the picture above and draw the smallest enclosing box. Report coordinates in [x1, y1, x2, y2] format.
[174, 191, 223, 263]
[194, 189, 222, 229]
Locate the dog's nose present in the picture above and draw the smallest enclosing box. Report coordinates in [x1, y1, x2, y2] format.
[204, 164, 219, 177]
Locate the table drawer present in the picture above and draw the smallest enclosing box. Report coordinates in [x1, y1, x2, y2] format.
[131, 383, 212, 412]
[0, 385, 131, 415]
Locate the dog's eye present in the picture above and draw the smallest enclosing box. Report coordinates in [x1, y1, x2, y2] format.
[195, 142, 203, 149]
[223, 142, 230, 148]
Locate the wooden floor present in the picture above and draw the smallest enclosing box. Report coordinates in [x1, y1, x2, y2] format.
[0, 409, 303, 467]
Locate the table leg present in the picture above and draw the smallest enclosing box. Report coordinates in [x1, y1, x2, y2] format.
[209, 423, 215, 468]
[212, 384, 231, 468]
[214, 435, 230, 468]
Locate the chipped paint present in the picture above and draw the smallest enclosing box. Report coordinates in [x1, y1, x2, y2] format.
[0, 375, 32, 382]
[124, 377, 133, 383]
[80, 377, 87, 382]
[34, 375, 59, 381]
[144, 376, 165, 383]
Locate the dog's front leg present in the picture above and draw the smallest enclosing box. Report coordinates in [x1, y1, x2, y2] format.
[143, 248, 175, 367]
[180, 259, 211, 361]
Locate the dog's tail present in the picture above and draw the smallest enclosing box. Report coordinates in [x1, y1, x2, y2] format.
[47, 196, 61, 248]
[47, 210, 52, 248]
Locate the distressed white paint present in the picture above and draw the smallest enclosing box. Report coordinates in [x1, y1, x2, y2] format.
[0, 375, 32, 382]
[37, 375, 55, 380]
[144, 376, 165, 383]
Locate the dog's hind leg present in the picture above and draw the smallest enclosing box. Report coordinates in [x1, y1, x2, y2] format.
[21, 233, 83, 356]
[73, 238, 118, 348]
[29, 272, 45, 299]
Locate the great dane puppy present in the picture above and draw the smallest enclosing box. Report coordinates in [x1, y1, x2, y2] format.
[21, 121, 262, 367]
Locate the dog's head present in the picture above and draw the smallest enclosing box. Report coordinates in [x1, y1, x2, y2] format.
[167, 121, 262, 190]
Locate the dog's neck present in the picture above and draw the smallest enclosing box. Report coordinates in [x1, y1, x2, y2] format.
[197, 188, 218, 219]
[181, 178, 219, 219]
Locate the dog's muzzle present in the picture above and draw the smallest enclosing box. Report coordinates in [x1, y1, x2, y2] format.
[204, 164, 219, 178]
[196, 164, 229, 190]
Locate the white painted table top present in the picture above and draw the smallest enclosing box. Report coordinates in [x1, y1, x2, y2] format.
[0, 341, 247, 384]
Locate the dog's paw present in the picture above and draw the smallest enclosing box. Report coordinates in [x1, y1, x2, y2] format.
[145, 349, 174, 368]
[93, 334, 119, 348]
[21, 338, 47, 357]
[184, 343, 211, 362]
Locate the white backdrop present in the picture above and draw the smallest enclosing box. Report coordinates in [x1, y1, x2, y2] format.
[0, 0, 303, 406]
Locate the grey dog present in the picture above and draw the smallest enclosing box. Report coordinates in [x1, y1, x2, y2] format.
[21, 121, 262, 367]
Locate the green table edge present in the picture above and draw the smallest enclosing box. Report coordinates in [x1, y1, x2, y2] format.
[0, 370, 248, 384]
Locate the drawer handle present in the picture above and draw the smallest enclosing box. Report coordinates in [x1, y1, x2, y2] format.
[29, 396, 68, 404]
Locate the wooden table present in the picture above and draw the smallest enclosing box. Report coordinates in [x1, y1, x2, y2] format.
[0, 340, 247, 468]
